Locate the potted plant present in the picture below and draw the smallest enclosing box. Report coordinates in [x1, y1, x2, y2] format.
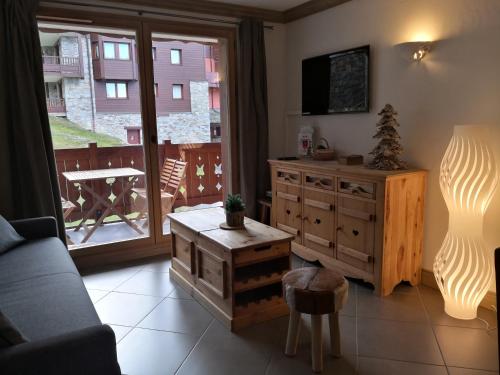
[225, 194, 245, 228]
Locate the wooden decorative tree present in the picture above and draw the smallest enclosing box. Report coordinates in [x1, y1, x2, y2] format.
[368, 104, 407, 170]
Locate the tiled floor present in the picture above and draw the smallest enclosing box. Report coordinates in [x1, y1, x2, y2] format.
[82, 255, 499, 375]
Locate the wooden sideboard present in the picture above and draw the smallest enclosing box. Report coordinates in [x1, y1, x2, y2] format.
[269, 159, 427, 296]
[168, 207, 294, 331]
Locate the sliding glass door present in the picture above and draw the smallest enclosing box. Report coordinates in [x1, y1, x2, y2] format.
[146, 30, 231, 236]
[36, 9, 237, 260]
[38, 21, 153, 250]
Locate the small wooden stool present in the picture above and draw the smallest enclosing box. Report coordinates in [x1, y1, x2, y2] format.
[282, 267, 348, 373]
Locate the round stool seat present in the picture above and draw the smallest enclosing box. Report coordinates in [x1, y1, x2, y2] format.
[282, 267, 348, 315]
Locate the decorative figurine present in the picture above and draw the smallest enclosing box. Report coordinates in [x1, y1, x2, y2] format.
[368, 104, 407, 170]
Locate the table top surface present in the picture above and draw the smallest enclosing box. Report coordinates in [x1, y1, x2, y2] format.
[168, 207, 294, 251]
[63, 168, 144, 182]
[268, 159, 427, 179]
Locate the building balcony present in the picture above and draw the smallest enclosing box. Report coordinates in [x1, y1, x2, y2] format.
[46, 97, 66, 114]
[206, 71, 220, 87]
[43, 55, 82, 78]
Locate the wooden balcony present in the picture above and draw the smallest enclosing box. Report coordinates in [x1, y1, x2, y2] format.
[43, 55, 82, 78]
[55, 141, 224, 225]
[46, 98, 66, 114]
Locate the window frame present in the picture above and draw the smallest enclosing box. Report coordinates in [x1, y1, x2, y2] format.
[118, 42, 130, 60]
[170, 48, 182, 65]
[105, 81, 128, 99]
[103, 42, 116, 59]
[35, 5, 239, 265]
[172, 84, 183, 100]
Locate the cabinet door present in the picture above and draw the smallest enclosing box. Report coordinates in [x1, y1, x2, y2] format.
[336, 196, 375, 273]
[275, 183, 302, 244]
[302, 189, 335, 257]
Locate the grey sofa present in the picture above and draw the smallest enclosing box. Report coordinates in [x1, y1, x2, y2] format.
[0, 217, 121, 374]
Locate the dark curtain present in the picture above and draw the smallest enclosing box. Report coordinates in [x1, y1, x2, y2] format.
[0, 0, 66, 243]
[237, 18, 270, 219]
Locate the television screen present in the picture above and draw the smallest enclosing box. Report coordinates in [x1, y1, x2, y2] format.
[302, 45, 370, 115]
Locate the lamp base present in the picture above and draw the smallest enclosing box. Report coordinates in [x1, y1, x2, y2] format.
[444, 302, 477, 320]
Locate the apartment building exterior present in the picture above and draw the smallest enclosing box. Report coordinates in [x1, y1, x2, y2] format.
[41, 30, 221, 145]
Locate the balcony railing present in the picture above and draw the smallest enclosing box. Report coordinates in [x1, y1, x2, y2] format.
[55, 141, 224, 223]
[43, 56, 79, 65]
[43, 55, 82, 77]
[46, 98, 66, 113]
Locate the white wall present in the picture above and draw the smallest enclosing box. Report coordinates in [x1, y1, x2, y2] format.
[267, 0, 500, 289]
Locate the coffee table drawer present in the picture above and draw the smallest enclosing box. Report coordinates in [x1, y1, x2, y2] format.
[234, 242, 290, 267]
[197, 246, 227, 299]
[172, 231, 195, 276]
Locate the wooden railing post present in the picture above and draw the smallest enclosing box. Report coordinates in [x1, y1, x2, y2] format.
[88, 142, 98, 170]
[163, 140, 182, 161]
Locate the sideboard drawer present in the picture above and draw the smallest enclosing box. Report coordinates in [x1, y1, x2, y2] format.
[234, 242, 290, 267]
[276, 169, 301, 185]
[304, 173, 335, 191]
[338, 178, 375, 199]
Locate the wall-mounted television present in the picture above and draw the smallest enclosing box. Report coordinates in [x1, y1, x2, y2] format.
[302, 45, 370, 115]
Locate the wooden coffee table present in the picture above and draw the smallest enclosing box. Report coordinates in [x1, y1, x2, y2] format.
[168, 207, 294, 331]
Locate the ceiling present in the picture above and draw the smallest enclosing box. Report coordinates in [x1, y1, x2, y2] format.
[48, 0, 351, 23]
[211, 0, 309, 12]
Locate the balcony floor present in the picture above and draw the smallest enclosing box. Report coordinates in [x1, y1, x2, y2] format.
[66, 202, 222, 249]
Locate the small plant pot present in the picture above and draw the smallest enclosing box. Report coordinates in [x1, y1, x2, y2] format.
[226, 210, 245, 227]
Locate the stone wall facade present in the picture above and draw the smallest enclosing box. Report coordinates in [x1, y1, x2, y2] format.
[61, 35, 95, 130]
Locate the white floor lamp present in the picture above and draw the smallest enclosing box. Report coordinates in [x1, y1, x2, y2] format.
[434, 125, 498, 320]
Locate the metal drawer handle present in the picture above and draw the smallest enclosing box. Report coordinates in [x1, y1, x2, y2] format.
[353, 229, 359, 236]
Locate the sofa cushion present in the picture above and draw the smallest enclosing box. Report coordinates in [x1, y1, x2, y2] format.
[0, 216, 25, 255]
[0, 310, 27, 348]
[0, 273, 100, 341]
[0, 238, 78, 286]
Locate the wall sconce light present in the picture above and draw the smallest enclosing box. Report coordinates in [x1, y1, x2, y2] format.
[433, 125, 498, 320]
[411, 42, 431, 62]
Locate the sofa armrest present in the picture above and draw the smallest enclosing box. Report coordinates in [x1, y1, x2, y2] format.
[9, 216, 58, 240]
[0, 325, 121, 375]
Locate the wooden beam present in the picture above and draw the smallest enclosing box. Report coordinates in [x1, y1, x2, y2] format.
[284, 0, 351, 23]
[103, 0, 285, 23]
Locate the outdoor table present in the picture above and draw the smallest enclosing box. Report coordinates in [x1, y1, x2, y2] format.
[63, 168, 145, 243]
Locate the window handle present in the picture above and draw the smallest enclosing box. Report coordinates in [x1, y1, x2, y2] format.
[151, 135, 157, 144]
